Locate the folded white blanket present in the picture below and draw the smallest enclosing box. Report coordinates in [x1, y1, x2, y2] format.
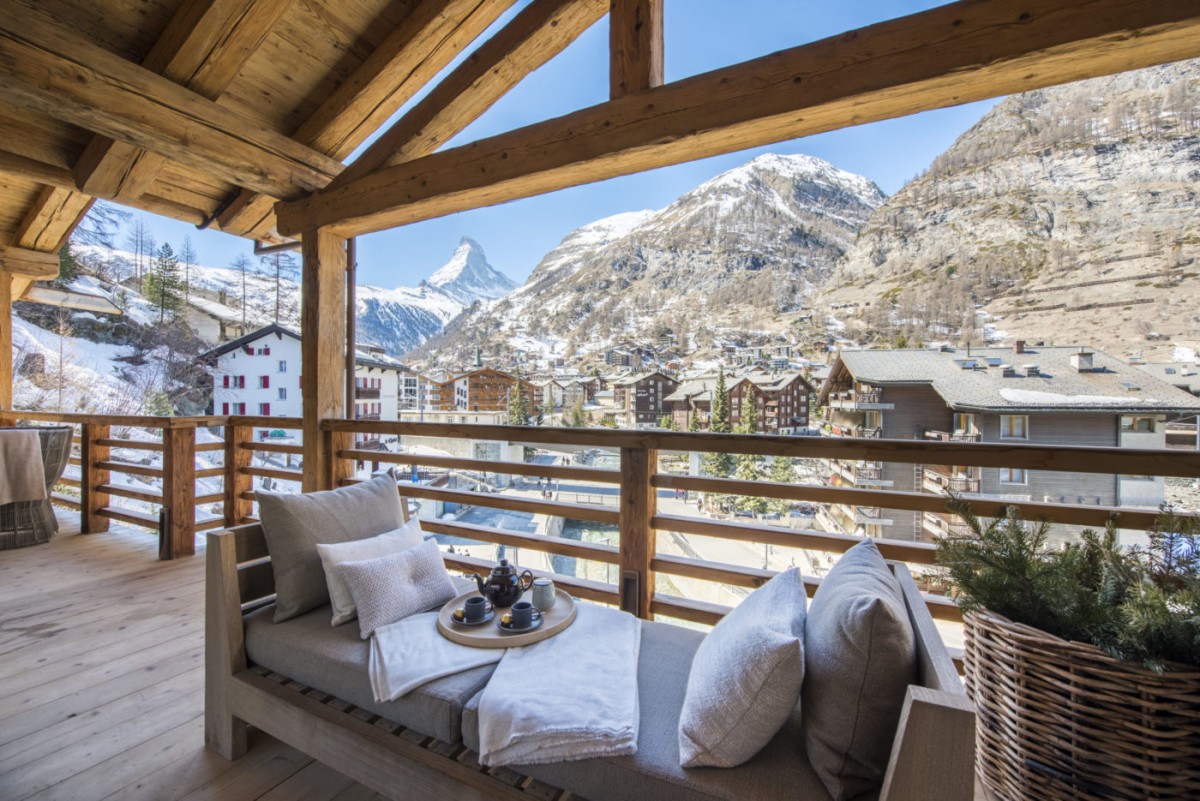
[0, 430, 46, 505]
[369, 611, 502, 702]
[477, 604, 642, 767]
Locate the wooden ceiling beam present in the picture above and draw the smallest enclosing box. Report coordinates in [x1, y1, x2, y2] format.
[72, 0, 292, 202]
[276, 0, 1200, 239]
[328, 0, 608, 192]
[0, 245, 60, 280]
[609, 0, 663, 99]
[14, 187, 93, 253]
[214, 0, 517, 239]
[0, 11, 342, 202]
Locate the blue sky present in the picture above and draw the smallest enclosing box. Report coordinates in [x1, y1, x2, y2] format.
[121, 0, 997, 289]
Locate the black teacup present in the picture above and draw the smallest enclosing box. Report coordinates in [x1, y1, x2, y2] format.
[465, 596, 490, 622]
[510, 600, 541, 628]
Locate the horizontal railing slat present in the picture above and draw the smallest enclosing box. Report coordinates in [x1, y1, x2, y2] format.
[97, 460, 163, 478]
[441, 552, 618, 605]
[337, 449, 621, 484]
[243, 441, 304, 455]
[97, 506, 159, 529]
[97, 438, 163, 451]
[241, 466, 304, 483]
[98, 483, 162, 504]
[397, 485, 619, 525]
[419, 519, 620, 564]
[50, 492, 81, 510]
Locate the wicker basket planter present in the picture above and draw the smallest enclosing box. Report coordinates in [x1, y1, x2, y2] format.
[964, 609, 1200, 801]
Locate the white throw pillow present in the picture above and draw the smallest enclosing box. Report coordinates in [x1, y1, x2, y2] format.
[678, 568, 807, 768]
[335, 539, 457, 640]
[316, 519, 424, 626]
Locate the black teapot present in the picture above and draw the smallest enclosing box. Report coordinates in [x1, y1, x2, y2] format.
[472, 559, 533, 608]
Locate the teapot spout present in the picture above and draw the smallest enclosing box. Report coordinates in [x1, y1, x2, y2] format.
[472, 572, 487, 596]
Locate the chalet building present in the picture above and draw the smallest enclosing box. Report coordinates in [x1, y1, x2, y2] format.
[729, 373, 814, 434]
[818, 345, 1200, 543]
[1137, 360, 1200, 449]
[664, 378, 717, 430]
[612, 371, 679, 428]
[605, 348, 634, 367]
[533, 379, 564, 410]
[396, 366, 431, 413]
[433, 367, 536, 415]
[199, 325, 404, 445]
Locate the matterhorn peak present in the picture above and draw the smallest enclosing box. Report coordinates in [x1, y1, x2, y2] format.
[425, 236, 517, 305]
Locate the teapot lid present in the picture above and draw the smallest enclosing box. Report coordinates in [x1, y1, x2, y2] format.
[493, 558, 514, 574]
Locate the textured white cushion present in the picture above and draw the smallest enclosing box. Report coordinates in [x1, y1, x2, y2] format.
[257, 472, 404, 622]
[678, 568, 807, 768]
[316, 518, 424, 626]
[335, 539, 457, 640]
[802, 540, 916, 801]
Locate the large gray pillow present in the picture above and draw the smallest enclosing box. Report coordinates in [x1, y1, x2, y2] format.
[802, 540, 916, 801]
[336, 539, 458, 639]
[678, 567, 807, 768]
[258, 472, 404, 622]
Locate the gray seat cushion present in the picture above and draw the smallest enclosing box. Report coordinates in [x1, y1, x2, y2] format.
[244, 596, 493, 744]
[462, 620, 837, 801]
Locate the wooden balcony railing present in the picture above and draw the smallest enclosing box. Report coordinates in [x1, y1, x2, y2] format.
[7, 411, 1200, 670]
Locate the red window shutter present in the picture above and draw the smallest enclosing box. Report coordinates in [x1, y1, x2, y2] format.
[222, 402, 229, 415]
[263, 403, 271, 415]
[223, 375, 229, 388]
[263, 375, 270, 389]
[264, 346, 270, 356]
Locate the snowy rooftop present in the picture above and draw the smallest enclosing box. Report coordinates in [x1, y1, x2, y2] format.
[827, 346, 1200, 413]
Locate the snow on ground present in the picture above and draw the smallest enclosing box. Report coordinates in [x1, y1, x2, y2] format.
[998, 388, 1164, 406]
[11, 317, 159, 414]
[1174, 345, 1198, 362]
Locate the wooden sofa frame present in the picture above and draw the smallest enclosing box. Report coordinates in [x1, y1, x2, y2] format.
[205, 523, 976, 801]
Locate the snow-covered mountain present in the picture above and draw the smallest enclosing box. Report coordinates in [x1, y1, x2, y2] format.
[424, 237, 517, 305]
[416, 153, 885, 364]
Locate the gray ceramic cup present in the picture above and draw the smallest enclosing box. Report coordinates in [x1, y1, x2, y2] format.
[532, 577, 556, 610]
[464, 596, 489, 622]
[510, 600, 540, 628]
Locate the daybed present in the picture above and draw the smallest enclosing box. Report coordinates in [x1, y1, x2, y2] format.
[205, 522, 975, 801]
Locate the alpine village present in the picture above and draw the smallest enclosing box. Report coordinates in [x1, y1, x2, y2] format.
[1, 3, 1200, 801]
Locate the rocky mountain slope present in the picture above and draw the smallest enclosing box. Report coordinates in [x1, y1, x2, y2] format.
[415, 153, 885, 365]
[821, 59, 1200, 360]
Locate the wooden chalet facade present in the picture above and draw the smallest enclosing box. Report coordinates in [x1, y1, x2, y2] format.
[729, 373, 815, 434]
[612, 370, 679, 428]
[433, 367, 536, 414]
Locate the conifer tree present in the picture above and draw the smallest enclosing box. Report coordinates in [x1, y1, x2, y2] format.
[702, 368, 735, 477]
[733, 399, 769, 514]
[688, 410, 701, 432]
[179, 235, 197, 305]
[768, 456, 795, 515]
[568, 401, 586, 428]
[144, 243, 185, 323]
[508, 383, 530, 425]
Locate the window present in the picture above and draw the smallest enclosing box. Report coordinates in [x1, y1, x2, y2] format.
[953, 413, 978, 434]
[1121, 416, 1155, 433]
[278, 387, 287, 401]
[259, 403, 270, 415]
[278, 360, 286, 373]
[999, 467, 1027, 484]
[222, 375, 230, 388]
[1000, 415, 1028, 439]
[259, 375, 270, 389]
[234, 402, 246, 415]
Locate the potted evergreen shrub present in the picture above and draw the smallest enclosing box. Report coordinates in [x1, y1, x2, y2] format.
[937, 498, 1200, 801]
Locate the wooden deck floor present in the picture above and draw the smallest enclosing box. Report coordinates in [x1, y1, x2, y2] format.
[0, 516, 384, 801]
[1, 513, 990, 801]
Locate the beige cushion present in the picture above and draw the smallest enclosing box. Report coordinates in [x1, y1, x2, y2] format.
[678, 568, 806, 768]
[258, 472, 404, 622]
[316, 519, 424, 626]
[802, 540, 916, 801]
[336, 539, 458, 639]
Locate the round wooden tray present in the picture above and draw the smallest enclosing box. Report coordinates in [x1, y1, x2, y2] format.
[436, 588, 576, 648]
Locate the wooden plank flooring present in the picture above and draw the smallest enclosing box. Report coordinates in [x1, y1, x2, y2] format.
[0, 512, 991, 801]
[0, 514, 386, 801]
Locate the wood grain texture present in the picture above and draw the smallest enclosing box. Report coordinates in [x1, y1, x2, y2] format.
[162, 426, 198, 558]
[223, 423, 253, 527]
[204, 528, 249, 760]
[0, 5, 341, 201]
[81, 423, 111, 534]
[330, 0, 607, 189]
[14, 186, 92, 253]
[0, 245, 58, 278]
[609, 0, 662, 98]
[299, 229, 346, 492]
[618, 447, 656, 618]
[277, 0, 1200, 237]
[0, 272, 10, 409]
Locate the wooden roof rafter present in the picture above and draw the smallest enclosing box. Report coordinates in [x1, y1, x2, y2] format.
[276, 0, 1200, 239]
[214, 0, 520, 240]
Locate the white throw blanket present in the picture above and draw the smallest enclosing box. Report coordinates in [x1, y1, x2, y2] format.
[476, 604, 641, 766]
[0, 430, 46, 505]
[369, 603, 641, 767]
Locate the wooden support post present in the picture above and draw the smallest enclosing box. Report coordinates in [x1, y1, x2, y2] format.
[80, 422, 110, 533]
[205, 530, 249, 760]
[618, 446, 657, 619]
[224, 422, 253, 526]
[161, 425, 196, 558]
[326, 428, 353, 491]
[301, 228, 346, 492]
[0, 272, 11, 411]
[609, 0, 663, 98]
